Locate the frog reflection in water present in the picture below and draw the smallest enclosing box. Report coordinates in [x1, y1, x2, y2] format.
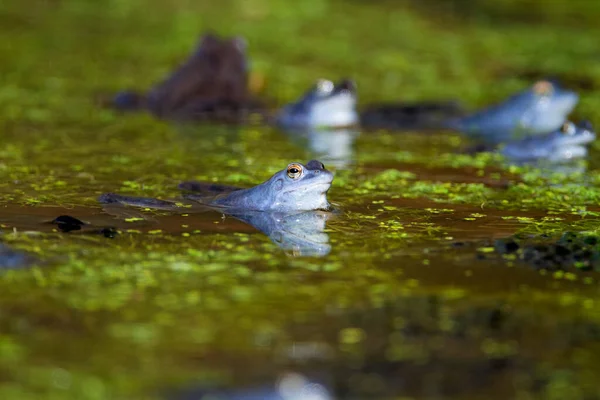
[174, 372, 333, 400]
[500, 121, 596, 163]
[279, 127, 358, 170]
[450, 80, 579, 143]
[305, 128, 358, 169]
[226, 210, 332, 257]
[277, 79, 360, 169]
[98, 161, 334, 256]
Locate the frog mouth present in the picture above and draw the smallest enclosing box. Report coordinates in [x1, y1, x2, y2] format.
[307, 182, 333, 194]
[559, 130, 596, 147]
[281, 173, 334, 197]
[310, 174, 335, 191]
[283, 181, 332, 196]
[567, 136, 595, 146]
[549, 92, 579, 114]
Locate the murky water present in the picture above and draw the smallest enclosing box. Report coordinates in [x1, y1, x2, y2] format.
[2, 1, 600, 399]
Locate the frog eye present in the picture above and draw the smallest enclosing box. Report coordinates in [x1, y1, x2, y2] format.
[533, 80, 554, 96]
[315, 79, 334, 95]
[560, 122, 576, 135]
[287, 164, 303, 179]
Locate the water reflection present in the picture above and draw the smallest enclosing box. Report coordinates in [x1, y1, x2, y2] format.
[0, 243, 37, 269]
[282, 128, 359, 169]
[227, 210, 332, 257]
[174, 372, 333, 400]
[99, 196, 333, 256]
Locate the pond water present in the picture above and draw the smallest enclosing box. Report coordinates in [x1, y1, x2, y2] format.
[1, 0, 600, 399]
